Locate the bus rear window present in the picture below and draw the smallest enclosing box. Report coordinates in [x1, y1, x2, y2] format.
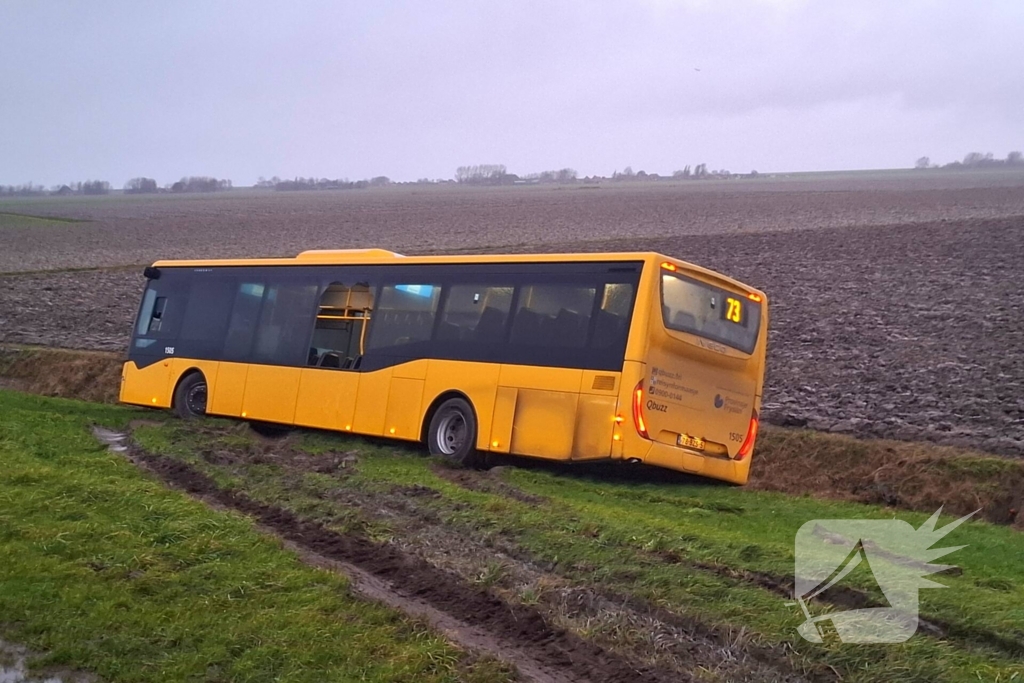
[661, 271, 761, 354]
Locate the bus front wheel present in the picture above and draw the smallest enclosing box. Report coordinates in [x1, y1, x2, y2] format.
[427, 398, 480, 467]
[173, 372, 207, 420]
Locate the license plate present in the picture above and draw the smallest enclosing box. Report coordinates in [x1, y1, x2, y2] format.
[677, 434, 706, 450]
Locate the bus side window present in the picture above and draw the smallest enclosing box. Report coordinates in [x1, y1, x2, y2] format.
[591, 283, 634, 349]
[439, 284, 513, 342]
[223, 282, 266, 361]
[251, 282, 320, 366]
[310, 283, 375, 368]
[367, 284, 440, 350]
[131, 274, 186, 351]
[178, 279, 237, 358]
[511, 284, 596, 348]
[137, 291, 168, 335]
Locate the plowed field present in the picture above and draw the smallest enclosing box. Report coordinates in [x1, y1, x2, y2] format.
[2, 173, 1023, 455]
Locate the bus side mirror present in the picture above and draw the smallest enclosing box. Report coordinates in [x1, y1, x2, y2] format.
[143, 266, 161, 280]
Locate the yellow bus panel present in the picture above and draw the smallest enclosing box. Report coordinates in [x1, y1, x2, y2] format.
[293, 368, 357, 431]
[423, 361, 501, 450]
[243, 366, 301, 423]
[353, 367, 392, 435]
[209, 362, 246, 417]
[572, 394, 618, 460]
[120, 360, 172, 408]
[509, 389, 579, 460]
[385, 377, 425, 440]
[488, 387, 517, 453]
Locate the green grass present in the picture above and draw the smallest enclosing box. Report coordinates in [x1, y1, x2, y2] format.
[133, 419, 1024, 683]
[6, 388, 1024, 682]
[0, 211, 86, 228]
[0, 391, 511, 683]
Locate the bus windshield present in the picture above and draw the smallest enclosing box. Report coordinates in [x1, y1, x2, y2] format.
[661, 270, 761, 353]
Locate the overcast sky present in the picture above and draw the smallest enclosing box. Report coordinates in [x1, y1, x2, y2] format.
[2, 0, 1022, 187]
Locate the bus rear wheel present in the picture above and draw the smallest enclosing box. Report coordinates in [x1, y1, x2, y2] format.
[427, 398, 480, 467]
[173, 372, 207, 420]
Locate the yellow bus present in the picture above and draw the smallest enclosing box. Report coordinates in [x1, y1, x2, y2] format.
[121, 249, 768, 484]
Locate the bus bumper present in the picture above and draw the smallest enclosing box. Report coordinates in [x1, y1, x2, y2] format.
[640, 441, 752, 485]
[120, 360, 173, 408]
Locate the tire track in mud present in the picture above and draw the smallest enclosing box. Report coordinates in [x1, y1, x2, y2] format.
[649, 549, 1024, 660]
[126, 445, 686, 683]
[433, 466, 1024, 662]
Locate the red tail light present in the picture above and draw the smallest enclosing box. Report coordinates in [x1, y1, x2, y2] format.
[632, 381, 650, 439]
[736, 410, 759, 461]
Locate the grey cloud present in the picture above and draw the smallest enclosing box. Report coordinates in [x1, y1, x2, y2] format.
[1, 0, 1021, 185]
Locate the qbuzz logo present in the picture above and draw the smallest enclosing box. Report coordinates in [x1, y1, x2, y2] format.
[792, 508, 976, 644]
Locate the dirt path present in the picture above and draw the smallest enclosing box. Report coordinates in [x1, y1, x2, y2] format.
[126, 443, 681, 683]
[282, 540, 580, 683]
[98, 420, 822, 683]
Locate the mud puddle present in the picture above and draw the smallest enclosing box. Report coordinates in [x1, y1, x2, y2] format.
[0, 640, 93, 683]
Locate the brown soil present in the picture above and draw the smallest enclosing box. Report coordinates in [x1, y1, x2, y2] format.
[432, 464, 547, 504]
[3, 177, 1024, 273]
[116, 421, 813, 682]
[2, 204, 1022, 457]
[128, 445, 687, 683]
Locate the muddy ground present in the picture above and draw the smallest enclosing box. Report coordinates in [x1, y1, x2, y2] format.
[3, 174, 1024, 273]
[3, 212, 1021, 456]
[119, 424, 817, 683]
[113, 421, 1024, 681]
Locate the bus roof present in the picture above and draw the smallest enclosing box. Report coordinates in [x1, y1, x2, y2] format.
[151, 249, 765, 298]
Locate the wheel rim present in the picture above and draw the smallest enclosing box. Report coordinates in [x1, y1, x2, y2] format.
[435, 411, 466, 455]
[186, 382, 207, 415]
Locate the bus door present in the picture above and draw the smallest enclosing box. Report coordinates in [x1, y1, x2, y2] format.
[642, 267, 764, 462]
[241, 281, 320, 424]
[294, 282, 372, 431]
[362, 282, 444, 439]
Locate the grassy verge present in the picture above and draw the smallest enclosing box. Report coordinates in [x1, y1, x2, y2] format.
[131, 415, 1024, 683]
[3, 346, 1021, 528]
[0, 390, 510, 683]
[0, 346, 123, 404]
[0, 212, 89, 228]
[751, 427, 1024, 527]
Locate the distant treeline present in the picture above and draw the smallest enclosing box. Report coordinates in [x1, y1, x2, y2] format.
[256, 176, 392, 191]
[916, 151, 1023, 170]
[7, 150, 1021, 200]
[454, 165, 579, 185]
[0, 176, 233, 197]
[451, 164, 754, 185]
[0, 180, 114, 197]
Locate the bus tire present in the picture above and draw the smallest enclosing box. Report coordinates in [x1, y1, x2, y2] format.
[173, 372, 207, 420]
[427, 397, 480, 467]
